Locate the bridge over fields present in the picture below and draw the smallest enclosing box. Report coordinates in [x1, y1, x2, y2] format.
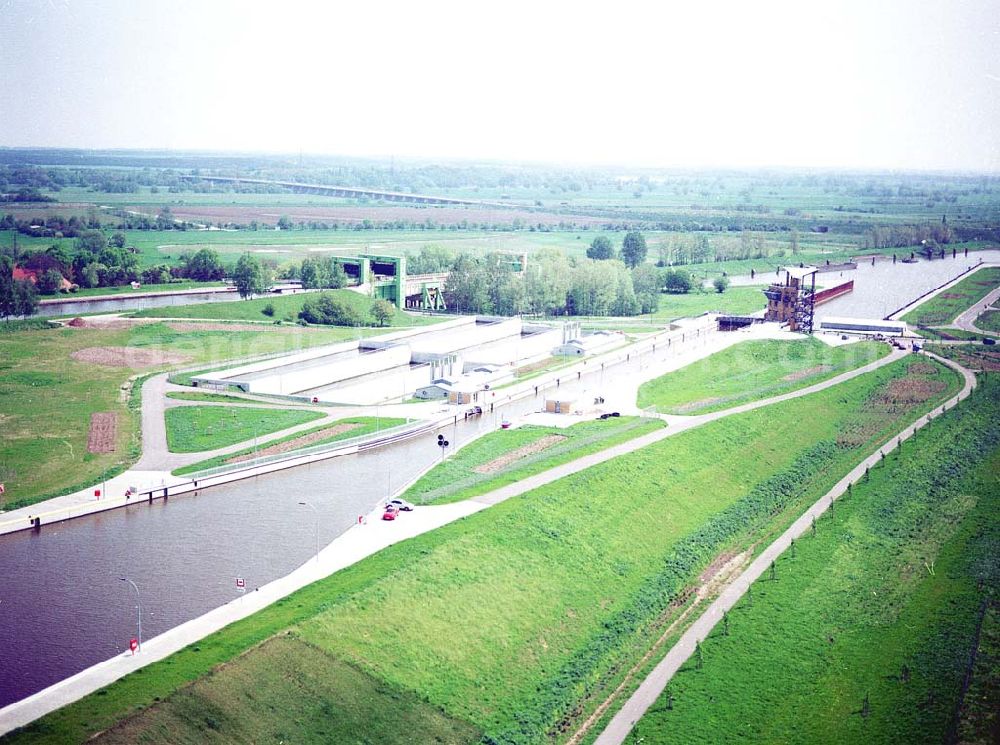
[333, 253, 525, 311]
[179, 175, 511, 207]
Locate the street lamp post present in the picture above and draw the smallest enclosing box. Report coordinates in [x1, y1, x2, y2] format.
[298, 501, 319, 562]
[119, 576, 141, 653]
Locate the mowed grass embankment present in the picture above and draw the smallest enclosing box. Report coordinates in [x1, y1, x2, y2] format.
[90, 636, 481, 745]
[130, 288, 440, 326]
[630, 375, 1000, 745]
[638, 336, 888, 414]
[163, 405, 325, 453]
[403, 416, 666, 505]
[926, 343, 1000, 372]
[647, 286, 766, 320]
[976, 308, 1000, 333]
[902, 265, 1000, 328]
[0, 320, 358, 509]
[165, 391, 247, 403]
[173, 416, 408, 475]
[5, 355, 961, 745]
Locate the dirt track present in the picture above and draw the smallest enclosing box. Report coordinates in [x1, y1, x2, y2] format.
[225, 423, 362, 464]
[473, 434, 566, 474]
[70, 347, 191, 368]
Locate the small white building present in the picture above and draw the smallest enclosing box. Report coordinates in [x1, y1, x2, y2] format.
[413, 364, 514, 401]
[554, 331, 621, 357]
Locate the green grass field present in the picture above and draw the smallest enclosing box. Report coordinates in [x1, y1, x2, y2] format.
[164, 391, 247, 403]
[5, 356, 959, 745]
[173, 416, 407, 475]
[976, 308, 1000, 333]
[629, 376, 1000, 744]
[638, 337, 888, 414]
[925, 343, 1000, 372]
[402, 417, 665, 504]
[164, 405, 324, 453]
[0, 322, 353, 508]
[902, 266, 1000, 328]
[89, 635, 480, 745]
[648, 286, 765, 320]
[130, 288, 437, 326]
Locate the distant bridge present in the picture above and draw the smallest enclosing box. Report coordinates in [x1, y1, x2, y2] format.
[179, 175, 510, 208]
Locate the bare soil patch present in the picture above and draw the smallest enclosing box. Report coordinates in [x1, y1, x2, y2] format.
[781, 364, 832, 382]
[880, 377, 948, 405]
[64, 317, 154, 330]
[225, 422, 361, 463]
[87, 412, 117, 453]
[71, 347, 191, 368]
[673, 396, 724, 414]
[473, 434, 566, 474]
[165, 322, 281, 333]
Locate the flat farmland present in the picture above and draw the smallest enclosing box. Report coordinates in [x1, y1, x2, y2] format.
[129, 203, 610, 227]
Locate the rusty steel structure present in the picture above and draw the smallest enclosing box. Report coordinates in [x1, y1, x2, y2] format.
[763, 266, 818, 333]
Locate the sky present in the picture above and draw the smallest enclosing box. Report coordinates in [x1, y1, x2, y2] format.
[1, 0, 998, 172]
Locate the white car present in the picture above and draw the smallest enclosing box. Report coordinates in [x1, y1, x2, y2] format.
[385, 498, 415, 512]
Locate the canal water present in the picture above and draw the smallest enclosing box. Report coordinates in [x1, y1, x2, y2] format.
[34, 289, 291, 318]
[722, 248, 1000, 321]
[0, 359, 624, 708]
[815, 249, 1000, 321]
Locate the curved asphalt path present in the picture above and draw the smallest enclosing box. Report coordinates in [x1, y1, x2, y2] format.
[591, 350, 977, 745]
[953, 283, 1000, 336]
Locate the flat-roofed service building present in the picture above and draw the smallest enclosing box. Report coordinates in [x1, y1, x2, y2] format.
[818, 316, 907, 335]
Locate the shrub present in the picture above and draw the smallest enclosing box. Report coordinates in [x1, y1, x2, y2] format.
[261, 302, 275, 317]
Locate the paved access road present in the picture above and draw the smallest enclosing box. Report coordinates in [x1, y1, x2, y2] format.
[591, 352, 977, 745]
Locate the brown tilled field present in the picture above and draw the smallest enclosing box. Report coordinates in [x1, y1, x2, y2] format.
[71, 347, 191, 368]
[87, 412, 118, 453]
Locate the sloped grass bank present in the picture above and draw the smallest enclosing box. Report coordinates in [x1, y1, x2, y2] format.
[638, 337, 888, 414]
[403, 417, 665, 505]
[130, 289, 436, 327]
[173, 416, 407, 475]
[164, 406, 324, 453]
[902, 266, 1000, 328]
[630, 376, 1000, 744]
[3, 357, 958, 745]
[90, 635, 480, 745]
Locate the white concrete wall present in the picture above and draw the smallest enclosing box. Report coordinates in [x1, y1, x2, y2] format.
[248, 345, 412, 395]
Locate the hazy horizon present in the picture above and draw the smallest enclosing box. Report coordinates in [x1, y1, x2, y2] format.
[1, 0, 998, 173]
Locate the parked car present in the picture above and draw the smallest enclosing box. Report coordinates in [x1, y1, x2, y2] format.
[382, 504, 400, 521]
[386, 498, 415, 512]
[984, 337, 996, 346]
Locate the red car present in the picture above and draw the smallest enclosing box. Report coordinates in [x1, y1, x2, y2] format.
[382, 504, 400, 521]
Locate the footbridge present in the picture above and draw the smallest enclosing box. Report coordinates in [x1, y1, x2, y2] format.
[179, 175, 509, 207]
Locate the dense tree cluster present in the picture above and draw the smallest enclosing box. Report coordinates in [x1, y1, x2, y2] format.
[0, 255, 39, 318]
[296, 257, 348, 290]
[298, 293, 363, 326]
